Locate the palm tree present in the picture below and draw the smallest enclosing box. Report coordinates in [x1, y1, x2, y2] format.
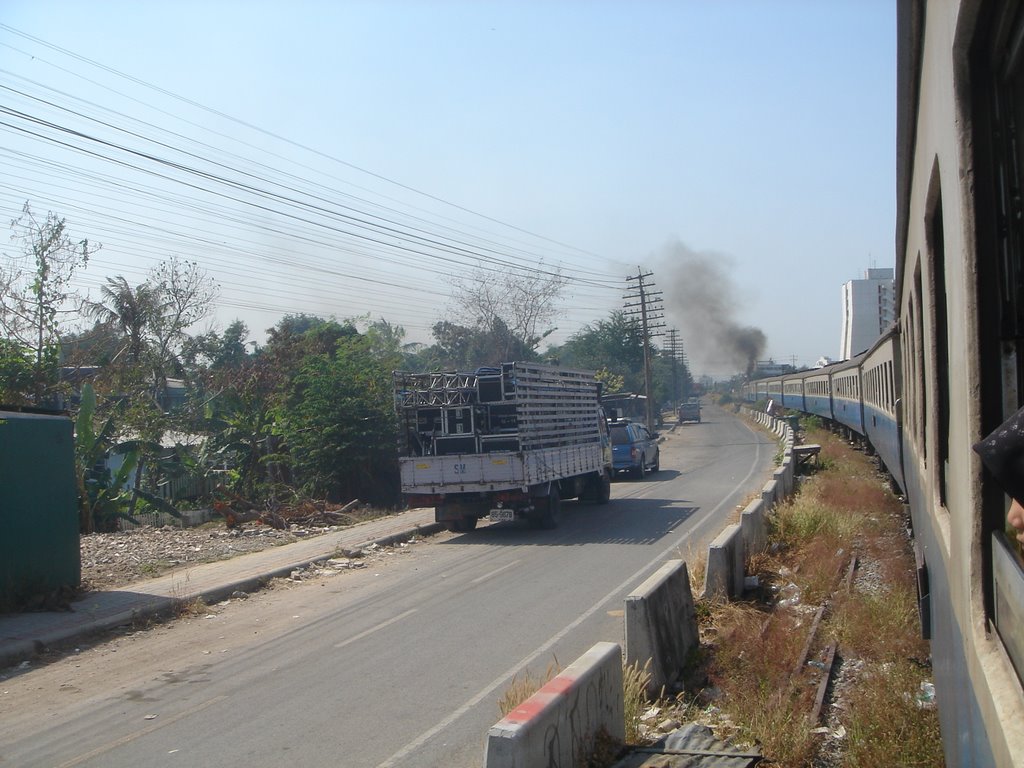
[85, 276, 159, 367]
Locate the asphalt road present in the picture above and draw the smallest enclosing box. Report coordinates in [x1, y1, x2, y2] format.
[0, 404, 775, 768]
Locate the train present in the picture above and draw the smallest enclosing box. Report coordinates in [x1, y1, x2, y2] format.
[740, 2, 1024, 765]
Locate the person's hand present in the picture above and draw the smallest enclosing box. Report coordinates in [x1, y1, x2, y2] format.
[1008, 499, 1024, 544]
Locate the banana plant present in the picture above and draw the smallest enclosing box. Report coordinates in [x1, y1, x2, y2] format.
[75, 383, 179, 532]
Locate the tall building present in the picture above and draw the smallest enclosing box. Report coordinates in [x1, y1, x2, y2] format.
[839, 267, 895, 359]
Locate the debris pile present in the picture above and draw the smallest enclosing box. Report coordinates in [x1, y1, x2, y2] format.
[214, 495, 367, 530]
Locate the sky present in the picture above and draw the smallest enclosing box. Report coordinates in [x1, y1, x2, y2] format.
[0, 1, 896, 378]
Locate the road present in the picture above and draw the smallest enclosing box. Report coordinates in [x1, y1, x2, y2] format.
[0, 404, 775, 768]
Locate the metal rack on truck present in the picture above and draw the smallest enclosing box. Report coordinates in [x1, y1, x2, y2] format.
[394, 362, 612, 531]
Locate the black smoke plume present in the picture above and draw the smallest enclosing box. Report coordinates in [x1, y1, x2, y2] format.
[656, 240, 767, 376]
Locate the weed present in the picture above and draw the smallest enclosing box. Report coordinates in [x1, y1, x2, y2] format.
[137, 561, 167, 578]
[623, 659, 653, 744]
[175, 596, 211, 618]
[674, 543, 707, 592]
[497, 658, 560, 717]
[842, 659, 943, 767]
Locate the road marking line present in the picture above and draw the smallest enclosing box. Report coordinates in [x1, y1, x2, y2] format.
[56, 695, 227, 768]
[375, 435, 766, 768]
[471, 559, 521, 584]
[333, 608, 418, 649]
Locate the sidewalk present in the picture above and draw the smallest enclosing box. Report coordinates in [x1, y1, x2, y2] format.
[0, 507, 441, 670]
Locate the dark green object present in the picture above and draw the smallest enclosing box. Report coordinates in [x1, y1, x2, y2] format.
[0, 410, 80, 607]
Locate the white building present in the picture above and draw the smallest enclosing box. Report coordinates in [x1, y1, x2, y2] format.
[839, 267, 894, 360]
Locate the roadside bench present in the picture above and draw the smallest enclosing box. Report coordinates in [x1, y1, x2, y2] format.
[793, 444, 821, 471]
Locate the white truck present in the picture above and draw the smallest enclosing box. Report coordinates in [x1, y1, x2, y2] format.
[394, 362, 613, 531]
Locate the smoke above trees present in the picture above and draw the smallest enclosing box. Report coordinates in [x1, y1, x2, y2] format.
[656, 240, 766, 377]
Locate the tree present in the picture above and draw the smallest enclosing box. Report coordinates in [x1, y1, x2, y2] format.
[0, 339, 35, 406]
[274, 333, 399, 505]
[61, 321, 127, 369]
[183, 319, 254, 374]
[551, 311, 647, 392]
[0, 203, 94, 404]
[447, 264, 566, 362]
[199, 353, 279, 498]
[352, 315, 416, 370]
[84, 275, 159, 368]
[147, 255, 218, 389]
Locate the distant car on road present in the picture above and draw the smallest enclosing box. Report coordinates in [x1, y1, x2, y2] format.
[678, 399, 701, 423]
[609, 420, 659, 478]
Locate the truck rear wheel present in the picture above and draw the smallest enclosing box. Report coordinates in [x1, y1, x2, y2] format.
[532, 487, 561, 529]
[446, 516, 478, 533]
[582, 472, 611, 504]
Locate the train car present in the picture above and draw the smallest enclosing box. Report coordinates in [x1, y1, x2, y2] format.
[753, 379, 768, 403]
[802, 369, 833, 421]
[829, 356, 864, 436]
[892, 1, 1023, 763]
[782, 375, 805, 412]
[861, 327, 903, 493]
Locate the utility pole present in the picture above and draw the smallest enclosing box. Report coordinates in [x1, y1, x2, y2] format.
[665, 328, 681, 405]
[664, 329, 690, 401]
[624, 268, 665, 431]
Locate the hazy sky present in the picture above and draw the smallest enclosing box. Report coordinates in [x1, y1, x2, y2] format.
[1, 1, 896, 376]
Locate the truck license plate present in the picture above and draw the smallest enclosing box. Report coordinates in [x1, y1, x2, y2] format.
[489, 509, 514, 522]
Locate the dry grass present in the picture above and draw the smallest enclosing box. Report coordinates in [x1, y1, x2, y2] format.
[497, 659, 560, 717]
[698, 601, 818, 764]
[689, 425, 943, 767]
[623, 659, 654, 744]
[174, 595, 212, 618]
[673, 542, 707, 600]
[841, 659, 942, 767]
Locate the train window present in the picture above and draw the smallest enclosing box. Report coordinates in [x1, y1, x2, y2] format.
[913, 263, 927, 463]
[886, 361, 893, 413]
[927, 193, 951, 507]
[972, 0, 1024, 650]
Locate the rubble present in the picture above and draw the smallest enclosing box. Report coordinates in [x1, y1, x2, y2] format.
[79, 523, 340, 591]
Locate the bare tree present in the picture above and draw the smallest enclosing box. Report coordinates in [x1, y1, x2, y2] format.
[147, 255, 218, 387]
[448, 263, 566, 360]
[0, 203, 94, 403]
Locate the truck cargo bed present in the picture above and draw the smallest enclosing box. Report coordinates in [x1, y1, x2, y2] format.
[400, 443, 606, 494]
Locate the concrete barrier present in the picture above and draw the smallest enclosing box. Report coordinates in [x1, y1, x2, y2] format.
[484, 642, 625, 768]
[624, 560, 698, 696]
[761, 481, 777, 510]
[780, 462, 792, 497]
[740, 499, 767, 555]
[772, 468, 787, 500]
[702, 524, 744, 599]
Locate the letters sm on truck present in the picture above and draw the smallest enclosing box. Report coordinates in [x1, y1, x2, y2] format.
[394, 363, 613, 531]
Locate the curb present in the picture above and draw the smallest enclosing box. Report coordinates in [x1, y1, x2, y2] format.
[0, 520, 446, 671]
